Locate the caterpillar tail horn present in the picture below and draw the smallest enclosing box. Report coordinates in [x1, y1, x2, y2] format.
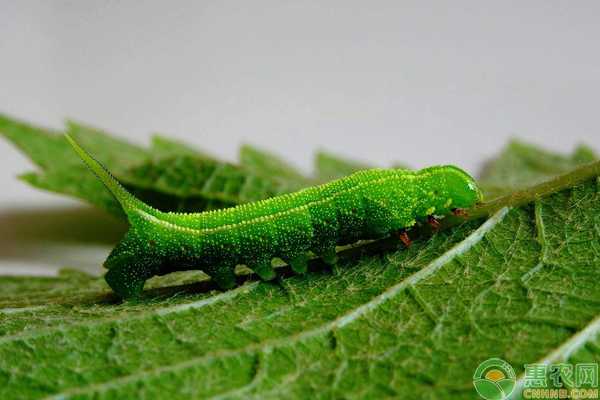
[64, 134, 154, 219]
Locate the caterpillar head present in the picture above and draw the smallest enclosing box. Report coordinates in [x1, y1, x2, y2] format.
[416, 165, 483, 217]
[440, 165, 484, 210]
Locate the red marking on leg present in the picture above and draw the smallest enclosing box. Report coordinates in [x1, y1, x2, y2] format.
[298, 226, 302, 231]
[261, 235, 266, 241]
[183, 244, 188, 251]
[149, 239, 155, 247]
[383, 200, 387, 206]
[427, 215, 440, 229]
[451, 208, 468, 217]
[223, 243, 228, 249]
[397, 230, 411, 248]
[351, 209, 356, 214]
[325, 219, 329, 224]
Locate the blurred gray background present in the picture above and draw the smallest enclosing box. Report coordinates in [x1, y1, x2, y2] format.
[1, 1, 599, 276]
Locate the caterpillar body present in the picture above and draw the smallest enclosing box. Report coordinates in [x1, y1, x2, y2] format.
[66, 135, 483, 299]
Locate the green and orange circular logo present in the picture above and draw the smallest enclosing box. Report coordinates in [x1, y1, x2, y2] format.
[473, 358, 517, 400]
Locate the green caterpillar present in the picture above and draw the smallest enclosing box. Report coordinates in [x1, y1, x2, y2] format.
[66, 135, 483, 299]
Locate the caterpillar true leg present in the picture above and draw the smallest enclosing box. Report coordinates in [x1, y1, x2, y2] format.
[397, 229, 411, 248]
[451, 208, 469, 217]
[427, 215, 440, 229]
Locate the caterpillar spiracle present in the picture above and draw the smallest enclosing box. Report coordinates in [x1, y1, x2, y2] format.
[66, 135, 484, 299]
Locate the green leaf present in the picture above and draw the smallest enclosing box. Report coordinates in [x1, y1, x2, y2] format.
[0, 116, 154, 216]
[478, 140, 596, 200]
[0, 115, 80, 170]
[239, 144, 313, 190]
[66, 121, 151, 174]
[314, 151, 374, 183]
[0, 115, 312, 215]
[313, 151, 409, 183]
[121, 156, 284, 212]
[150, 135, 212, 159]
[2, 155, 600, 399]
[20, 169, 126, 216]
